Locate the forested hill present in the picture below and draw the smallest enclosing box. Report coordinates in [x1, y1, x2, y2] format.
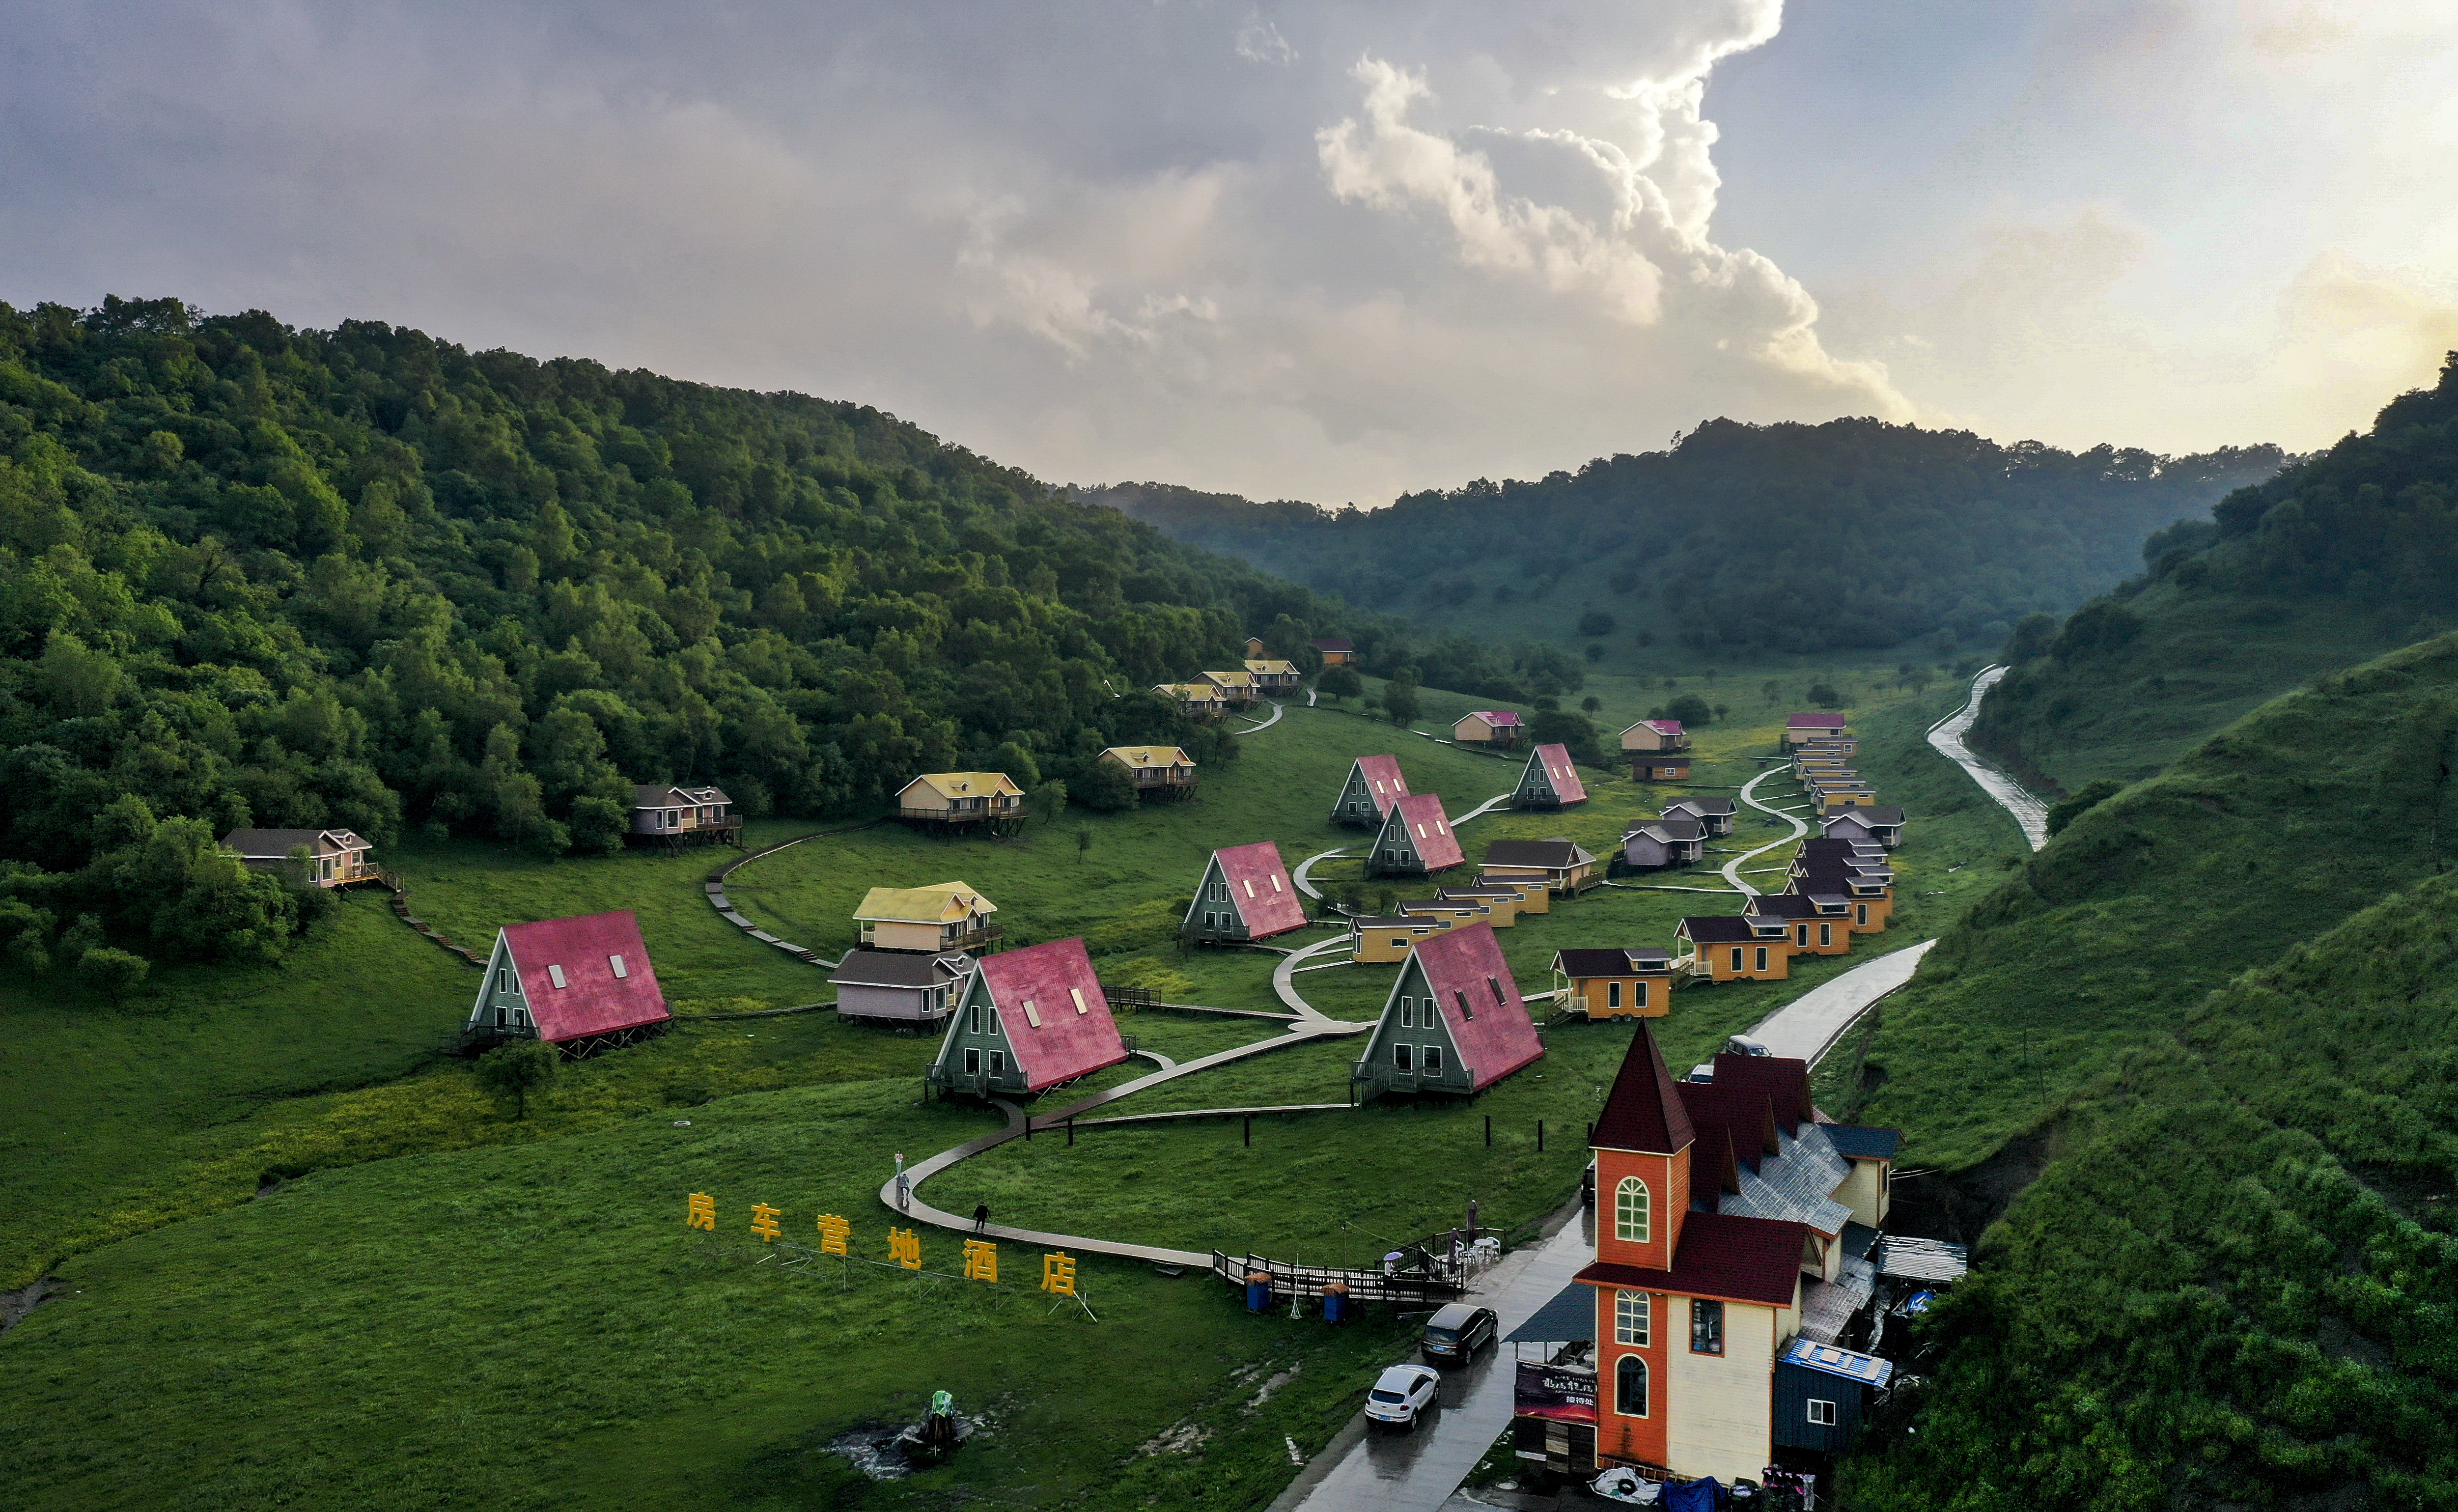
[1081, 421, 2283, 660]
[1974, 351, 2458, 788]
[0, 296, 1392, 971]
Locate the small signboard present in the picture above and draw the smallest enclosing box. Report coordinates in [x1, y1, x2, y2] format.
[1514, 1361, 1597, 1423]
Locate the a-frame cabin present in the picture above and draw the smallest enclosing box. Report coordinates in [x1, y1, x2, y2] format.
[1351, 922, 1542, 1100]
[464, 909, 671, 1056]
[1181, 840, 1309, 945]
[1366, 793, 1465, 878]
[926, 937, 1128, 1099]
[1513, 742, 1589, 810]
[1331, 754, 1411, 828]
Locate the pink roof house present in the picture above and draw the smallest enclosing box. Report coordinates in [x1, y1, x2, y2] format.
[930, 938, 1129, 1096]
[466, 909, 671, 1048]
[1515, 742, 1589, 809]
[1352, 922, 1544, 1097]
[1183, 841, 1310, 943]
[1369, 793, 1466, 876]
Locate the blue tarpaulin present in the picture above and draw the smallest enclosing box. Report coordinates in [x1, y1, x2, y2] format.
[1664, 1477, 1721, 1512]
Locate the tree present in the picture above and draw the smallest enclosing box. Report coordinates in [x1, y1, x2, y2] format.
[1713, 703, 1730, 723]
[1806, 683, 1843, 707]
[1577, 611, 1617, 638]
[1381, 680, 1422, 728]
[2005, 612, 2061, 663]
[2046, 778, 2127, 837]
[1075, 824, 1093, 865]
[1528, 709, 1604, 765]
[474, 1037, 559, 1120]
[1076, 757, 1140, 812]
[1584, 644, 1604, 662]
[1661, 694, 1712, 727]
[77, 946, 148, 1005]
[1762, 680, 1781, 704]
[1319, 665, 1363, 703]
[1581, 696, 1602, 714]
[1028, 779, 1068, 828]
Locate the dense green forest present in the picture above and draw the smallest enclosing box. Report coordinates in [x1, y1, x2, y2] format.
[1082, 420, 2283, 660]
[1975, 352, 2458, 788]
[0, 297, 1545, 976]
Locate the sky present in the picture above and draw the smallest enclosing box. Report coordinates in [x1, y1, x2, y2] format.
[3, 0, 2454, 507]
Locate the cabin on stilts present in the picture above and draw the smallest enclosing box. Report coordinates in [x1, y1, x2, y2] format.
[627, 784, 740, 848]
[895, 772, 1027, 835]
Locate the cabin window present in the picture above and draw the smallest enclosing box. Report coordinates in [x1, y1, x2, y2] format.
[1423, 1045, 1443, 1073]
[988, 1051, 1006, 1076]
[495, 967, 508, 993]
[1796, 925, 1809, 947]
[1807, 1399, 1837, 1427]
[965, 1048, 980, 1075]
[1615, 1355, 1648, 1418]
[1635, 980, 1650, 1008]
[1241, 879, 1255, 899]
[1820, 924, 1833, 947]
[1487, 975, 1506, 1006]
[1399, 999, 1414, 1029]
[1615, 1290, 1650, 1347]
[609, 954, 628, 979]
[1394, 1044, 1414, 1072]
[1023, 999, 1043, 1028]
[1414, 824, 1427, 839]
[1856, 904, 1869, 925]
[1730, 948, 1744, 972]
[968, 1001, 981, 1034]
[987, 1008, 1002, 1037]
[1606, 982, 1622, 1009]
[1616, 1177, 1650, 1243]
[1691, 1299, 1724, 1355]
[1755, 947, 1769, 972]
[1389, 937, 1407, 949]
[1070, 987, 1089, 1015]
[1455, 989, 1475, 1021]
[547, 964, 568, 989]
[1269, 875, 1283, 893]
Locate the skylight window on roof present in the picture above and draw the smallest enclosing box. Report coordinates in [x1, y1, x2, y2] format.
[1456, 989, 1474, 1020]
[547, 964, 567, 988]
[609, 954, 628, 979]
[1023, 999, 1042, 1028]
[1070, 987, 1088, 1015]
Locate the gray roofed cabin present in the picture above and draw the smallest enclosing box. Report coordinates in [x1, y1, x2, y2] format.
[629, 784, 740, 848]
[219, 827, 379, 888]
[1621, 817, 1705, 870]
[1661, 796, 1737, 836]
[829, 949, 973, 1026]
[1821, 806, 1906, 848]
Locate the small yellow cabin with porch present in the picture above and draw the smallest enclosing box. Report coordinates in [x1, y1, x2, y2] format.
[896, 773, 1025, 832]
[855, 882, 1001, 953]
[1676, 914, 1794, 982]
[1553, 948, 1676, 1019]
[1099, 745, 1199, 798]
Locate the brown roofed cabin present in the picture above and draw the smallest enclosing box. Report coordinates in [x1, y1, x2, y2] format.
[829, 950, 974, 1026]
[1822, 806, 1905, 849]
[1514, 742, 1590, 810]
[1454, 710, 1523, 746]
[1182, 841, 1308, 945]
[1662, 796, 1737, 837]
[1784, 712, 1851, 749]
[855, 882, 1001, 952]
[1751, 893, 1854, 956]
[1676, 914, 1794, 981]
[1630, 750, 1693, 782]
[1620, 718, 1690, 753]
[628, 784, 738, 848]
[1482, 837, 1600, 896]
[221, 827, 378, 888]
[1352, 923, 1542, 1099]
[1099, 745, 1198, 800]
[1331, 754, 1411, 828]
[465, 909, 670, 1056]
[927, 937, 1128, 1098]
[1311, 636, 1358, 666]
[1554, 947, 1676, 1019]
[895, 772, 1026, 834]
[1368, 793, 1466, 877]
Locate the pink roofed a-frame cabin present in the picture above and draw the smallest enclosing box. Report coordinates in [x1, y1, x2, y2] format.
[1331, 754, 1412, 826]
[1368, 792, 1465, 876]
[1514, 742, 1588, 809]
[465, 909, 672, 1052]
[1352, 922, 1544, 1098]
[1183, 840, 1309, 945]
[928, 937, 1129, 1097]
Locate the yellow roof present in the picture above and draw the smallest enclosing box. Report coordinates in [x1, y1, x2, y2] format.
[853, 881, 998, 924]
[1101, 746, 1195, 769]
[1243, 659, 1297, 675]
[1200, 669, 1257, 688]
[1152, 683, 1223, 700]
[901, 772, 1024, 800]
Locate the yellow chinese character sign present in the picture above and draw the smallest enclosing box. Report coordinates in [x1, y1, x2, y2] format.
[815, 1213, 850, 1257]
[1040, 1252, 1077, 1298]
[751, 1203, 782, 1242]
[963, 1239, 998, 1284]
[888, 1227, 922, 1270]
[686, 1192, 716, 1232]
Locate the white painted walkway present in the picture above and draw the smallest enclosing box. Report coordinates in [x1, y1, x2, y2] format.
[1291, 847, 1352, 901]
[1720, 767, 1810, 897]
[1928, 666, 2050, 850]
[1235, 700, 1286, 734]
[1743, 938, 1938, 1064]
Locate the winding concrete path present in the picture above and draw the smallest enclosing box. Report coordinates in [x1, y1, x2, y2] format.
[1292, 846, 1353, 901]
[1928, 665, 2051, 850]
[1449, 790, 1517, 825]
[1234, 700, 1286, 734]
[1720, 767, 1811, 897]
[1742, 938, 1939, 1065]
[1273, 933, 1379, 1021]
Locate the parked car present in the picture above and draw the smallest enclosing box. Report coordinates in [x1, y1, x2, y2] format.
[1364, 1364, 1441, 1429]
[1421, 1302, 1498, 1365]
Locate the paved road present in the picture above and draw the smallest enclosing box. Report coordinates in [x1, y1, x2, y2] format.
[1927, 666, 2050, 850]
[1272, 1206, 1598, 1512]
[1720, 767, 1810, 897]
[1743, 938, 1938, 1064]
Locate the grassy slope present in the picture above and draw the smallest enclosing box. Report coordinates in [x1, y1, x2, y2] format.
[1845, 870, 2458, 1511]
[0, 665, 2011, 1511]
[1973, 582, 2414, 791]
[1854, 632, 2458, 1171]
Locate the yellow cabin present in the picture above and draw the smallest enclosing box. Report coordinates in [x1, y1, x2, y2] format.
[895, 772, 1026, 832]
[1197, 668, 1261, 705]
[1676, 913, 1795, 982]
[1435, 884, 1524, 926]
[1151, 682, 1228, 717]
[1553, 947, 1676, 1019]
[1243, 658, 1302, 693]
[1452, 710, 1524, 745]
[1348, 914, 1458, 963]
[854, 881, 1001, 953]
[1474, 872, 1552, 915]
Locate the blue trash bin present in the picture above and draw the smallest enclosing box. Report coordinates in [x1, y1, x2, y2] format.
[1322, 1286, 1348, 1324]
[1245, 1273, 1273, 1312]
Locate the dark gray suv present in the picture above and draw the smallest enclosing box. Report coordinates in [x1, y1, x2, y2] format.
[1421, 1302, 1498, 1365]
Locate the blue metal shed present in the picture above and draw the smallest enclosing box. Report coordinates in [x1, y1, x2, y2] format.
[1771, 1339, 1893, 1455]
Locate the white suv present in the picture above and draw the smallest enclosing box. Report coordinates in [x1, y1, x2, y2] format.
[1364, 1364, 1441, 1429]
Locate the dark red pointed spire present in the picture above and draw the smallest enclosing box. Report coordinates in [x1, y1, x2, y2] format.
[1593, 1019, 1695, 1154]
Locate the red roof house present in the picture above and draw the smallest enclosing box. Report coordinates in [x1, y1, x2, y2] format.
[1354, 922, 1543, 1097]
[929, 937, 1128, 1095]
[1332, 753, 1412, 825]
[1367, 792, 1466, 876]
[1183, 840, 1309, 944]
[1514, 742, 1589, 809]
[466, 909, 671, 1048]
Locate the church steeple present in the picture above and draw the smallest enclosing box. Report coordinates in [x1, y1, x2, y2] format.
[1591, 1020, 1694, 1271]
[1595, 1017, 1695, 1155]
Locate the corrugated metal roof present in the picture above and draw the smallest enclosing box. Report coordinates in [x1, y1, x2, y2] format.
[1576, 1212, 1807, 1306]
[828, 950, 973, 988]
[503, 910, 670, 1042]
[1385, 794, 1465, 870]
[1415, 923, 1543, 1092]
[1780, 1336, 1893, 1386]
[1465, 710, 1522, 727]
[976, 938, 1128, 1092]
[1213, 840, 1308, 938]
[1875, 1234, 1970, 1283]
[1524, 743, 1588, 804]
[1787, 713, 1849, 728]
[1824, 1125, 1903, 1161]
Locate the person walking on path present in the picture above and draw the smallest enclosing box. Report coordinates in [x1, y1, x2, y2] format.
[894, 1152, 910, 1212]
[972, 1202, 991, 1234]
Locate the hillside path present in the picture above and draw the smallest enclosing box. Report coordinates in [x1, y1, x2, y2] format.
[1720, 767, 1810, 898]
[1741, 938, 1938, 1064]
[1927, 666, 2051, 850]
[1234, 700, 1285, 734]
[1291, 847, 1351, 900]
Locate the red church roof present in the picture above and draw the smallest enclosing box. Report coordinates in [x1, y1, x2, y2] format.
[1414, 923, 1542, 1092]
[503, 910, 671, 1043]
[1593, 1019, 1695, 1155]
[1529, 743, 1587, 804]
[1389, 793, 1465, 870]
[1710, 1051, 1816, 1135]
[1576, 1211, 1808, 1307]
[1355, 754, 1410, 814]
[975, 938, 1128, 1092]
[1214, 841, 1308, 939]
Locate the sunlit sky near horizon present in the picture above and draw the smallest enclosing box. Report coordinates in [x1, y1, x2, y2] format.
[5, 0, 2454, 506]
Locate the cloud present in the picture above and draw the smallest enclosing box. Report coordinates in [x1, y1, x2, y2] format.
[1236, 15, 1296, 66]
